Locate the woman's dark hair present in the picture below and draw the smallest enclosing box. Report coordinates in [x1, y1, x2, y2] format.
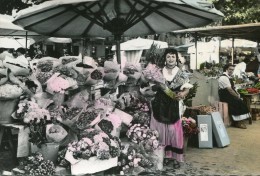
[160, 48, 179, 68]
[223, 63, 235, 71]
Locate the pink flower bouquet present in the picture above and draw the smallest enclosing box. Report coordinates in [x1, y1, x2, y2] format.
[142, 63, 165, 84]
[181, 117, 200, 137]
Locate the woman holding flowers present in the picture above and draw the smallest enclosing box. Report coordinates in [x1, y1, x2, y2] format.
[150, 48, 193, 168]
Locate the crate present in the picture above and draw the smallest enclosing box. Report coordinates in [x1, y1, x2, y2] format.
[197, 115, 213, 148]
[214, 101, 231, 127]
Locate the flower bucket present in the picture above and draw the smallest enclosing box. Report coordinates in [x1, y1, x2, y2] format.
[184, 137, 189, 153]
[152, 146, 165, 170]
[31, 143, 59, 163]
[0, 98, 19, 124]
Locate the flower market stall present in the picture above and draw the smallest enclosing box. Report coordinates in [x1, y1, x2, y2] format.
[0, 41, 207, 175]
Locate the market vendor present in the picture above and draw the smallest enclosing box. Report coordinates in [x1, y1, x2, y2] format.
[150, 48, 193, 168]
[218, 63, 250, 129]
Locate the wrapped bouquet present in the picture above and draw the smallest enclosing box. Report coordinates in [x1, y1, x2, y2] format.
[46, 123, 68, 143]
[142, 63, 165, 84]
[95, 112, 122, 137]
[35, 57, 61, 84]
[126, 124, 159, 150]
[46, 73, 77, 94]
[181, 117, 200, 137]
[15, 99, 51, 123]
[118, 144, 153, 175]
[66, 128, 121, 161]
[123, 63, 142, 86]
[59, 56, 81, 67]
[103, 61, 120, 81]
[75, 107, 104, 130]
[0, 83, 23, 100]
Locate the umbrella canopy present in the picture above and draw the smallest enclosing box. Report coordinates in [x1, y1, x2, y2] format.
[221, 39, 257, 48]
[13, 0, 223, 63]
[45, 37, 72, 43]
[111, 37, 168, 51]
[0, 37, 35, 49]
[0, 14, 39, 37]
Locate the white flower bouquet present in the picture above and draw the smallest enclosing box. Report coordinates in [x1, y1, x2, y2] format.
[0, 83, 23, 100]
[16, 99, 51, 123]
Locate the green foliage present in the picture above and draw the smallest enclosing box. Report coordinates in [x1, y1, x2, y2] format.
[184, 82, 199, 106]
[0, 0, 46, 15]
[212, 0, 260, 25]
[145, 43, 165, 67]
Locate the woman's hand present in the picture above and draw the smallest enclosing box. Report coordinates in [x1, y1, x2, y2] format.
[176, 89, 189, 100]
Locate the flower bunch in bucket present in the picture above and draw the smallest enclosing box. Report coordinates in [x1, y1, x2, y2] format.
[118, 144, 153, 175]
[181, 117, 200, 137]
[66, 129, 121, 161]
[126, 124, 159, 151]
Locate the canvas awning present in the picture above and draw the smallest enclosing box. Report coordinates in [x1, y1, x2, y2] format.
[172, 23, 260, 42]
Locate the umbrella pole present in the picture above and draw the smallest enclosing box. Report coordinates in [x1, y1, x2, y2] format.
[115, 34, 121, 65]
[231, 37, 234, 64]
[25, 31, 28, 49]
[195, 32, 198, 70]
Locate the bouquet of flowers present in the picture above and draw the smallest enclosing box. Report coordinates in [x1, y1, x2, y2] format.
[34, 57, 61, 84]
[66, 129, 121, 160]
[131, 111, 150, 126]
[15, 152, 55, 176]
[123, 63, 142, 86]
[103, 61, 120, 81]
[85, 68, 104, 85]
[16, 99, 51, 124]
[60, 56, 81, 67]
[142, 63, 165, 84]
[0, 83, 23, 100]
[116, 92, 140, 111]
[75, 107, 103, 130]
[95, 112, 122, 137]
[118, 144, 153, 175]
[181, 117, 200, 137]
[126, 124, 159, 151]
[61, 106, 83, 120]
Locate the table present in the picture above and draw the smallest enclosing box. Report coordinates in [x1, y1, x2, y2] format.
[0, 123, 30, 158]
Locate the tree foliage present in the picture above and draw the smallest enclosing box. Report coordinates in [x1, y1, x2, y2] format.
[0, 0, 46, 15]
[212, 0, 260, 25]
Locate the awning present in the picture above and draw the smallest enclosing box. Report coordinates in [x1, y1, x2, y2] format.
[172, 23, 260, 42]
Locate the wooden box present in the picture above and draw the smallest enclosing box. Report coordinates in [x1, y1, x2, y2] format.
[214, 101, 231, 126]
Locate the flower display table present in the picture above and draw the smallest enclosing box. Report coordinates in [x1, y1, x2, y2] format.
[65, 150, 118, 175]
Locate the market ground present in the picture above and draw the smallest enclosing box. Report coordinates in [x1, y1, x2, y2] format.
[1, 120, 260, 175]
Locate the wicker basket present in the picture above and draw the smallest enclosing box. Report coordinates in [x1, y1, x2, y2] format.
[0, 98, 19, 124]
